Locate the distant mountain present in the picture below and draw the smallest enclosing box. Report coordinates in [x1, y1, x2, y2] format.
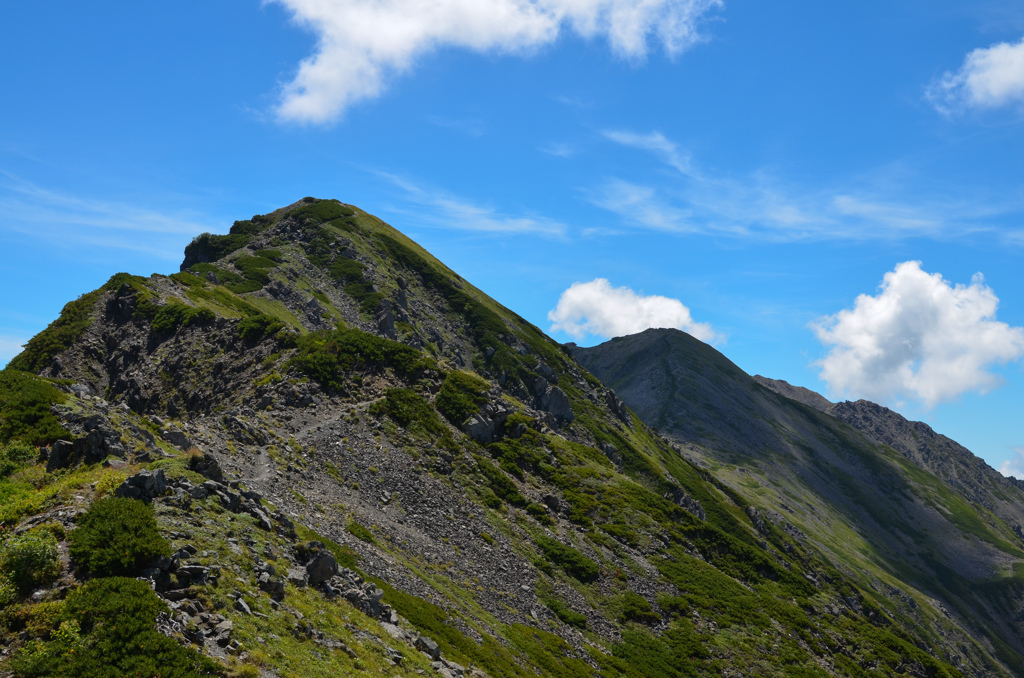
[574, 327, 1024, 676]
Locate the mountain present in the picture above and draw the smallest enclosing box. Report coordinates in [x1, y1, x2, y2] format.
[0, 198, 1004, 677]
[574, 327, 1024, 676]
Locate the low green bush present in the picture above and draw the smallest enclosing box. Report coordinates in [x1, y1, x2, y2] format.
[544, 597, 587, 629]
[534, 535, 599, 583]
[437, 370, 490, 425]
[151, 302, 215, 334]
[237, 313, 284, 341]
[11, 577, 223, 677]
[289, 327, 436, 393]
[68, 497, 170, 577]
[0, 371, 69, 446]
[0, 530, 60, 594]
[0, 442, 36, 479]
[183, 232, 251, 266]
[619, 591, 661, 625]
[475, 457, 527, 507]
[290, 199, 354, 224]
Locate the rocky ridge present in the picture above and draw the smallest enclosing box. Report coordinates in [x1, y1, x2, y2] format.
[0, 198, 997, 677]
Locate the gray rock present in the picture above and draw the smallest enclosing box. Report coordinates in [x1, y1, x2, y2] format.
[114, 469, 167, 501]
[416, 635, 441, 660]
[306, 551, 338, 585]
[161, 428, 192, 450]
[462, 414, 495, 444]
[188, 452, 224, 482]
[287, 568, 308, 587]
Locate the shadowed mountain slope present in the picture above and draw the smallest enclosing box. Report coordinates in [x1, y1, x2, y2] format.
[574, 327, 1024, 675]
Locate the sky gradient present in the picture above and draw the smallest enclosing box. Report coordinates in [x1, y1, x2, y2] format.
[2, 0, 1024, 474]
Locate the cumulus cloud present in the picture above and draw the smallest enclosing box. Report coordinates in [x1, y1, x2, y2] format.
[999, 447, 1024, 480]
[270, 0, 723, 123]
[927, 35, 1024, 114]
[812, 261, 1024, 407]
[548, 278, 717, 343]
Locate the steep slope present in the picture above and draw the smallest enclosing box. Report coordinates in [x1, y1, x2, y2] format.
[755, 376, 1024, 543]
[574, 328, 1024, 675]
[0, 198, 1000, 677]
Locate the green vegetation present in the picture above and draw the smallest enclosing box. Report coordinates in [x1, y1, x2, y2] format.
[534, 535, 599, 583]
[437, 370, 490, 425]
[183, 232, 251, 266]
[290, 199, 355, 224]
[346, 520, 376, 544]
[6, 290, 100, 374]
[237, 313, 285, 341]
[289, 327, 436, 393]
[618, 591, 660, 625]
[226, 252, 282, 294]
[10, 577, 222, 678]
[151, 301, 215, 334]
[68, 497, 170, 577]
[544, 597, 587, 629]
[0, 371, 69, 446]
[0, 530, 60, 595]
[369, 388, 455, 448]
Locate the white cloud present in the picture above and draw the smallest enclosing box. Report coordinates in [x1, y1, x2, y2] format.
[0, 336, 26, 369]
[812, 261, 1024, 407]
[548, 278, 717, 343]
[270, 0, 723, 123]
[999, 447, 1024, 480]
[602, 130, 693, 175]
[927, 35, 1024, 114]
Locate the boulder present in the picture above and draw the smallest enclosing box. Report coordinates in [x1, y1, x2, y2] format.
[188, 452, 224, 482]
[306, 551, 338, 586]
[114, 469, 167, 501]
[415, 635, 441, 660]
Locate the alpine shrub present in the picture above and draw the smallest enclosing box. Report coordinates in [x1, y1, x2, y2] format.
[534, 535, 599, 583]
[11, 577, 223, 678]
[0, 530, 60, 594]
[0, 371, 69, 446]
[436, 370, 490, 425]
[69, 497, 170, 577]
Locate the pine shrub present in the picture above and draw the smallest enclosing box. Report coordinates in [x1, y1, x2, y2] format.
[68, 497, 170, 577]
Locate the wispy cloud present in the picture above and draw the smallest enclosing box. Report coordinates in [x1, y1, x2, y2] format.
[378, 172, 568, 238]
[597, 129, 1019, 242]
[927, 35, 1024, 115]
[540, 142, 578, 158]
[269, 0, 723, 123]
[0, 173, 216, 260]
[602, 130, 693, 175]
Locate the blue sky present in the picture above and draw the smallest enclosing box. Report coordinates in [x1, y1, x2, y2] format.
[3, 0, 1024, 474]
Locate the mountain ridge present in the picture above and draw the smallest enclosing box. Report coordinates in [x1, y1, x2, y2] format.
[0, 198, 1008, 677]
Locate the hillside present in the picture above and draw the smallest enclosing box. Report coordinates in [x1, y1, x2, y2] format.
[574, 327, 1024, 676]
[0, 198, 1004, 677]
